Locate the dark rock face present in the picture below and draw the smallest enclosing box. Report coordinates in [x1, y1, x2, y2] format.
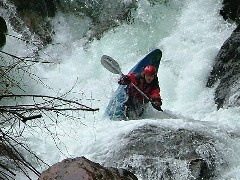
[56, 0, 137, 41]
[0, 16, 7, 49]
[10, 0, 58, 17]
[0, 33, 6, 50]
[39, 156, 138, 180]
[8, 0, 58, 45]
[6, 0, 137, 46]
[207, 25, 240, 109]
[104, 124, 223, 180]
[0, 16, 7, 34]
[220, 0, 240, 23]
[207, 0, 240, 109]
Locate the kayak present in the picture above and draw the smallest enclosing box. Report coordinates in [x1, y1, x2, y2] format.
[105, 49, 162, 120]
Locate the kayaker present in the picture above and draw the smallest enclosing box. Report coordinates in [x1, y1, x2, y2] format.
[118, 65, 162, 118]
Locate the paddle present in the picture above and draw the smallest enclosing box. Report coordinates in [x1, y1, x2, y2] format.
[101, 55, 123, 75]
[101, 55, 152, 101]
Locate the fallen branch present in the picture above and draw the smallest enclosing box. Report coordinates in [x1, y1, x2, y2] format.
[0, 50, 54, 64]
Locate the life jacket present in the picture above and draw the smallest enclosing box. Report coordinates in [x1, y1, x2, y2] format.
[126, 73, 161, 104]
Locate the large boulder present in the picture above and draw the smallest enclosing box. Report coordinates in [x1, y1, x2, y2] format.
[206, 25, 240, 109]
[39, 156, 137, 180]
[103, 124, 226, 180]
[206, 0, 240, 109]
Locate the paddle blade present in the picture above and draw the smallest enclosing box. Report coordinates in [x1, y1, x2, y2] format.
[101, 55, 123, 75]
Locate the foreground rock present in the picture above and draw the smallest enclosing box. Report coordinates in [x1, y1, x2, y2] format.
[104, 124, 226, 180]
[39, 124, 226, 180]
[39, 156, 137, 180]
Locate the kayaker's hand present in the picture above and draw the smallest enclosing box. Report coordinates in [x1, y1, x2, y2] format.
[151, 98, 163, 111]
[118, 75, 131, 85]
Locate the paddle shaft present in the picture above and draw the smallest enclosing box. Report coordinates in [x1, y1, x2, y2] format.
[130, 82, 151, 101]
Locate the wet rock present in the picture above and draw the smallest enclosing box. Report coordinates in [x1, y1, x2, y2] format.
[0, 16, 7, 49]
[7, 0, 137, 45]
[0, 16, 7, 34]
[9, 0, 58, 45]
[207, 25, 240, 109]
[0, 33, 6, 50]
[220, 0, 240, 23]
[188, 158, 209, 180]
[39, 156, 137, 180]
[57, 0, 137, 41]
[104, 124, 225, 180]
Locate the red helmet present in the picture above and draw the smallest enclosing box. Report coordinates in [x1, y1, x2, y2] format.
[143, 65, 156, 76]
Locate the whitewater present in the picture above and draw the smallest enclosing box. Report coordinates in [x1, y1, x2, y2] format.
[3, 0, 240, 179]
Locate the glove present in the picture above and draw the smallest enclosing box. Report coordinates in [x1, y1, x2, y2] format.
[118, 75, 131, 85]
[151, 98, 163, 111]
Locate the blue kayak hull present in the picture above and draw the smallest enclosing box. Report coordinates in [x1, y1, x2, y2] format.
[105, 49, 162, 120]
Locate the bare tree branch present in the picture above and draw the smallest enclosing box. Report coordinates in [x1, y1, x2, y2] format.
[0, 30, 100, 179]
